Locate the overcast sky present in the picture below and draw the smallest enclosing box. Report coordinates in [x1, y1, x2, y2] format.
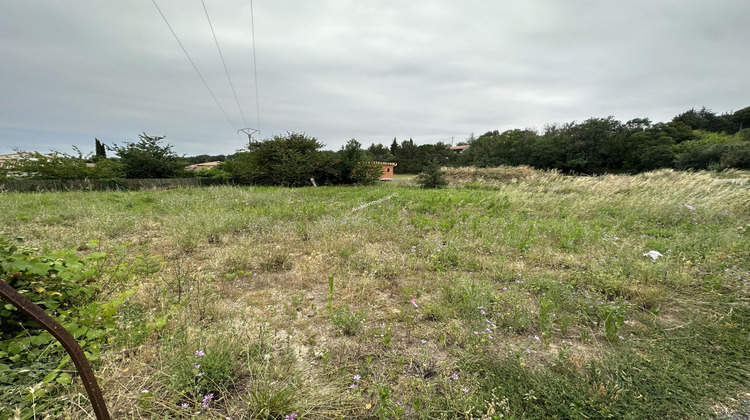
[1, 1, 748, 156]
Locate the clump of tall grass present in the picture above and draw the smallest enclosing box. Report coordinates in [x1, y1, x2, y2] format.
[444, 165, 557, 185]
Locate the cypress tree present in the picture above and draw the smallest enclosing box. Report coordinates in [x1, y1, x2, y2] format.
[390, 137, 399, 154]
[95, 138, 107, 160]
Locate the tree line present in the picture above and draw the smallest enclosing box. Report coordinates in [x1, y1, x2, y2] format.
[455, 106, 750, 174]
[2, 105, 748, 185]
[1, 133, 384, 186]
[366, 105, 749, 174]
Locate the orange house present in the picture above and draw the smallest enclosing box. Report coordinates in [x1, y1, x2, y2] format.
[378, 162, 397, 180]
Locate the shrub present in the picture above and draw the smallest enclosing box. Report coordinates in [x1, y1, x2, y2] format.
[195, 166, 232, 181]
[415, 164, 448, 189]
[225, 133, 328, 187]
[111, 133, 185, 178]
[0, 237, 137, 417]
[350, 159, 383, 185]
[224, 135, 385, 186]
[337, 139, 382, 185]
[674, 143, 726, 170]
[719, 142, 750, 169]
[9, 151, 124, 180]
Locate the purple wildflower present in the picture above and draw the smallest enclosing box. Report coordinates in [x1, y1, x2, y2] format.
[201, 393, 214, 408]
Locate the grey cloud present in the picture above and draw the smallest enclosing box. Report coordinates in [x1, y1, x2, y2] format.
[1, 0, 748, 155]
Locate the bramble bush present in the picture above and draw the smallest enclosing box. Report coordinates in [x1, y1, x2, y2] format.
[0, 236, 155, 418]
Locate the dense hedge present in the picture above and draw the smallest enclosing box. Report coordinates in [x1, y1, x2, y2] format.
[0, 178, 227, 193]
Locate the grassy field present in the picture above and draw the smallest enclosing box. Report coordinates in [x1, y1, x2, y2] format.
[1, 168, 749, 419]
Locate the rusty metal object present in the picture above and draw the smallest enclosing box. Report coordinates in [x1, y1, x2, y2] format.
[0, 279, 111, 420]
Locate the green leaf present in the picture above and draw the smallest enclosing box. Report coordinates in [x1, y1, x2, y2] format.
[43, 371, 59, 383]
[30, 335, 51, 346]
[29, 386, 47, 399]
[102, 306, 117, 318]
[4, 260, 29, 274]
[88, 252, 107, 260]
[56, 373, 72, 385]
[75, 326, 89, 339]
[86, 329, 103, 340]
[27, 261, 52, 276]
[7, 341, 24, 355]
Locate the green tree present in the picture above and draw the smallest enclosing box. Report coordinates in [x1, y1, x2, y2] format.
[337, 139, 382, 185]
[417, 143, 454, 167]
[415, 163, 448, 189]
[111, 133, 184, 178]
[94, 138, 107, 160]
[559, 117, 622, 174]
[461, 129, 538, 168]
[392, 138, 422, 173]
[390, 138, 399, 155]
[224, 132, 328, 187]
[527, 124, 566, 170]
[662, 121, 696, 144]
[672, 107, 733, 133]
[312, 150, 342, 185]
[719, 143, 750, 169]
[673, 131, 731, 170]
[185, 154, 228, 164]
[622, 129, 675, 172]
[732, 106, 750, 132]
[367, 143, 391, 161]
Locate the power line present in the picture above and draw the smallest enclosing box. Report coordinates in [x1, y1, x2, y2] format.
[250, 0, 261, 132]
[151, 0, 237, 131]
[201, 0, 248, 128]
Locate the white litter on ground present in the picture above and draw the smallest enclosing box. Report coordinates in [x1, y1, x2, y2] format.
[643, 250, 664, 261]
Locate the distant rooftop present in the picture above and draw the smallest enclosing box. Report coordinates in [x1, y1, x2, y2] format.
[450, 145, 470, 153]
[185, 161, 221, 171]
